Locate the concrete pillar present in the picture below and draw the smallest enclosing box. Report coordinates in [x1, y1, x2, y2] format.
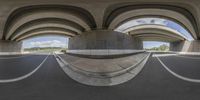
[68, 30, 143, 50]
[0, 40, 22, 52]
[170, 40, 200, 52]
[65, 30, 148, 86]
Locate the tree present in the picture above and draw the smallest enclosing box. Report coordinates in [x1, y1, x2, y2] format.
[145, 44, 169, 51]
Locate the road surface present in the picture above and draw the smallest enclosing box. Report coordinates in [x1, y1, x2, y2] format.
[0, 53, 200, 100]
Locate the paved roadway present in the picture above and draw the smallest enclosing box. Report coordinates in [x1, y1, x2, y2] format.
[0, 53, 200, 100]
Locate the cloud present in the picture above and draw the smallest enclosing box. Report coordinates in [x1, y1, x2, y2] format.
[137, 18, 168, 25]
[30, 40, 67, 48]
[115, 18, 168, 32]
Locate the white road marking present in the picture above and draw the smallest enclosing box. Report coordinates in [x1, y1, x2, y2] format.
[153, 53, 200, 59]
[0, 54, 50, 83]
[152, 54, 177, 57]
[156, 56, 200, 83]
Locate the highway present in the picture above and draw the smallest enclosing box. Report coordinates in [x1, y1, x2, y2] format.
[0, 53, 200, 100]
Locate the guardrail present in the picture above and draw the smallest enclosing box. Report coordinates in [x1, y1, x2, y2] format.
[65, 49, 146, 58]
[0, 52, 23, 55]
[0, 52, 49, 55]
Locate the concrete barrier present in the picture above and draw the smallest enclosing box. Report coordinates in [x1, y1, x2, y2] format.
[55, 52, 151, 86]
[66, 49, 145, 58]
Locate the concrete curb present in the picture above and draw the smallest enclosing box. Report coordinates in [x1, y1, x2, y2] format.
[0, 52, 50, 56]
[54, 52, 151, 86]
[66, 50, 145, 59]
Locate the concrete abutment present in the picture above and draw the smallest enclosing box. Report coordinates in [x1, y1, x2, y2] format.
[68, 30, 143, 50]
[170, 40, 200, 52]
[0, 40, 22, 52]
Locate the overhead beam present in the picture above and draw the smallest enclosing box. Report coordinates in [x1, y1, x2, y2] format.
[105, 7, 197, 39]
[14, 27, 77, 41]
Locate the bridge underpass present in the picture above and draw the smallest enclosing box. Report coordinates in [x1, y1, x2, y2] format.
[1, 52, 200, 100]
[0, 0, 200, 99]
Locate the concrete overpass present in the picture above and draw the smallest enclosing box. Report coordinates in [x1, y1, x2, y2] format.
[126, 24, 186, 41]
[2, 1, 200, 99]
[0, 0, 200, 52]
[1, 0, 200, 87]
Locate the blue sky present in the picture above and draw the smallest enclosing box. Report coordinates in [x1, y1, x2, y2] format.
[23, 36, 169, 49]
[143, 41, 169, 49]
[22, 35, 68, 48]
[115, 18, 194, 49]
[22, 18, 193, 49]
[165, 20, 193, 40]
[116, 18, 194, 41]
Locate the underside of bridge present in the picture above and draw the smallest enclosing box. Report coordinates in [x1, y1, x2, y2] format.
[1, 0, 200, 87]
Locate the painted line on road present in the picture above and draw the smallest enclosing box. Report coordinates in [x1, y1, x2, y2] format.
[153, 54, 200, 59]
[156, 56, 200, 83]
[0, 54, 50, 83]
[152, 54, 177, 57]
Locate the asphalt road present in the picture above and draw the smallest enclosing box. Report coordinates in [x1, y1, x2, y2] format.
[0, 53, 200, 100]
[0, 55, 47, 79]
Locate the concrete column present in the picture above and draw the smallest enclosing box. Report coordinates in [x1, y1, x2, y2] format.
[0, 40, 22, 52]
[68, 30, 143, 50]
[170, 40, 200, 52]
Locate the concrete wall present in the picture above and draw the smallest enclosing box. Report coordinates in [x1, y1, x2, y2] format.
[0, 40, 22, 52]
[69, 30, 143, 50]
[170, 40, 200, 52]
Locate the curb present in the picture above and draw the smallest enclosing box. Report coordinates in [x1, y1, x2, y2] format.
[54, 53, 151, 86]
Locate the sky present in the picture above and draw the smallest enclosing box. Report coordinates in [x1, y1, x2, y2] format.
[22, 35, 68, 49]
[115, 18, 194, 48]
[115, 18, 194, 41]
[143, 41, 169, 49]
[22, 35, 169, 49]
[22, 18, 194, 49]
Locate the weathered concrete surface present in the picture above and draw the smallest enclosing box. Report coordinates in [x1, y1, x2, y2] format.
[65, 50, 145, 57]
[0, 0, 198, 50]
[69, 30, 143, 49]
[170, 40, 200, 52]
[0, 0, 200, 40]
[55, 52, 151, 86]
[0, 40, 22, 52]
[129, 25, 186, 42]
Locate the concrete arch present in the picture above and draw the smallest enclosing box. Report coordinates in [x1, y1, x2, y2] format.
[16, 34, 70, 42]
[14, 27, 77, 41]
[128, 25, 186, 42]
[5, 11, 89, 40]
[137, 36, 178, 43]
[134, 34, 183, 42]
[10, 19, 83, 40]
[104, 4, 198, 39]
[133, 33, 183, 41]
[3, 5, 96, 40]
[11, 25, 78, 41]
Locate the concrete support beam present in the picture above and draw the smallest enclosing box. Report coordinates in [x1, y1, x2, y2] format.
[68, 30, 143, 50]
[0, 40, 22, 52]
[170, 40, 200, 52]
